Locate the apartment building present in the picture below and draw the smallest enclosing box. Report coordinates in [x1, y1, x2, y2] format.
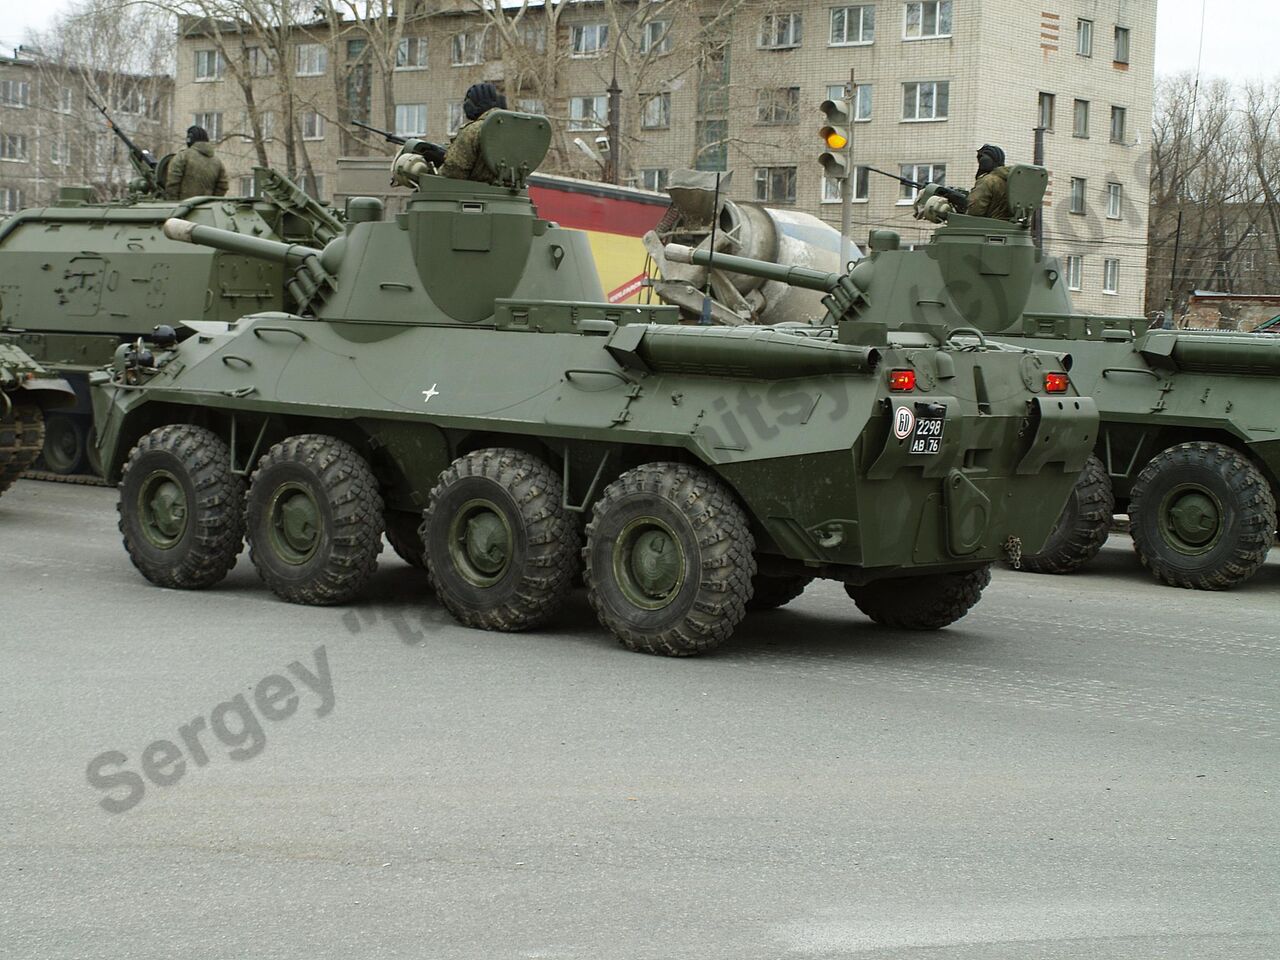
[0, 49, 173, 211]
[173, 0, 1154, 315]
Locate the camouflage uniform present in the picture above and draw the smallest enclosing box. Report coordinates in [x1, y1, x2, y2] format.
[966, 165, 1013, 220]
[439, 110, 499, 185]
[164, 142, 229, 200]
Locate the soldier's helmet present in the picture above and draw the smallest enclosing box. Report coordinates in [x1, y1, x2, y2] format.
[463, 83, 506, 121]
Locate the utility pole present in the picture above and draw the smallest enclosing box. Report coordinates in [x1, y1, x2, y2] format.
[606, 75, 621, 184]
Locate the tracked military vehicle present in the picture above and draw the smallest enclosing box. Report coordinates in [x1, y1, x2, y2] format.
[91, 112, 1096, 656]
[0, 342, 74, 499]
[0, 148, 340, 478]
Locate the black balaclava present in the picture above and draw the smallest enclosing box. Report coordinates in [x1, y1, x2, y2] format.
[463, 83, 506, 121]
[977, 143, 1005, 176]
[186, 125, 210, 147]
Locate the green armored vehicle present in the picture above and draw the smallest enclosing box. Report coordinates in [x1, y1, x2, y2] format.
[0, 139, 340, 478]
[91, 113, 1097, 655]
[701, 170, 1280, 591]
[0, 342, 74, 498]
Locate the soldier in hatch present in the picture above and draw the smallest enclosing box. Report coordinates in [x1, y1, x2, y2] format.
[965, 143, 1013, 221]
[439, 82, 508, 185]
[164, 126, 229, 200]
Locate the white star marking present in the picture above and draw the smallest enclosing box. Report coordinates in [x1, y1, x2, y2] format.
[422, 384, 440, 403]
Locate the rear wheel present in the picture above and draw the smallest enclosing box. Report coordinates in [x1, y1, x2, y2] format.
[846, 566, 991, 630]
[1019, 455, 1114, 575]
[39, 412, 87, 475]
[423, 448, 579, 631]
[246, 435, 384, 605]
[118, 424, 245, 589]
[584, 463, 755, 656]
[1129, 442, 1275, 590]
[0, 402, 45, 496]
[747, 573, 813, 612]
[385, 510, 427, 569]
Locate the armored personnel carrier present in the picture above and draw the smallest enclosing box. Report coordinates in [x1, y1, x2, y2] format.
[0, 342, 74, 498]
[0, 141, 340, 478]
[90, 113, 1096, 655]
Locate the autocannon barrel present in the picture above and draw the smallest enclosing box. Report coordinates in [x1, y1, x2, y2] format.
[664, 244, 841, 293]
[162, 218, 320, 266]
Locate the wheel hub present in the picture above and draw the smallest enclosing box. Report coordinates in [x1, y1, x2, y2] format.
[43, 416, 82, 473]
[614, 517, 686, 610]
[268, 483, 322, 565]
[449, 498, 514, 586]
[1159, 484, 1222, 553]
[138, 471, 188, 548]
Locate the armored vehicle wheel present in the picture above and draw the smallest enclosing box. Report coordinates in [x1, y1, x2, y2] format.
[385, 510, 428, 569]
[1019, 455, 1114, 575]
[1128, 442, 1276, 590]
[39, 413, 87, 475]
[0, 402, 45, 496]
[422, 448, 579, 631]
[118, 425, 245, 589]
[246, 435, 384, 605]
[584, 463, 756, 656]
[746, 573, 813, 612]
[846, 566, 992, 630]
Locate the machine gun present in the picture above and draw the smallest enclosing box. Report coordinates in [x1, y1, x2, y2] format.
[352, 120, 447, 168]
[866, 167, 969, 213]
[88, 94, 161, 196]
[352, 119, 407, 145]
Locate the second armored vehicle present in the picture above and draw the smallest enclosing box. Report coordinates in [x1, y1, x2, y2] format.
[1, 342, 74, 499]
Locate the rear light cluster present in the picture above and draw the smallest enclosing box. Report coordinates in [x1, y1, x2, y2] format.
[887, 369, 916, 392]
[1044, 372, 1070, 394]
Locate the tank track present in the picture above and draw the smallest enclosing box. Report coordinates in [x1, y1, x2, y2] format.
[0, 405, 47, 495]
[21, 469, 113, 487]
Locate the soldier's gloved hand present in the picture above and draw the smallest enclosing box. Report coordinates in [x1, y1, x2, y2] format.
[914, 193, 954, 224]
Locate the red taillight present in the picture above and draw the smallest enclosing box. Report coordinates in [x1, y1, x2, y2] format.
[1044, 372, 1070, 394]
[888, 369, 916, 392]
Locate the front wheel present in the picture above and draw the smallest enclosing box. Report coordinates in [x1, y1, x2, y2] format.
[846, 566, 992, 630]
[584, 463, 756, 656]
[246, 435, 384, 605]
[747, 573, 813, 612]
[117, 424, 245, 589]
[39, 412, 88, 475]
[1019, 455, 1115, 575]
[1128, 442, 1276, 590]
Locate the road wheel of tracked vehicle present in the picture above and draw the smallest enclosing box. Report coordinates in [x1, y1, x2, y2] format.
[584, 463, 756, 656]
[0, 402, 45, 496]
[1019, 455, 1115, 575]
[1128, 442, 1276, 590]
[385, 510, 428, 569]
[746, 573, 814, 612]
[422, 448, 579, 631]
[118, 425, 245, 589]
[246, 435, 384, 605]
[846, 566, 992, 630]
[39, 412, 87, 475]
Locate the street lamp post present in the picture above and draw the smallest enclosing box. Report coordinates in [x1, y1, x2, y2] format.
[605, 2, 659, 186]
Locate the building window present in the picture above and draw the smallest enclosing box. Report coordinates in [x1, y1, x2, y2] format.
[1107, 182, 1123, 219]
[830, 5, 875, 45]
[569, 95, 607, 131]
[641, 168, 669, 192]
[642, 93, 671, 129]
[1038, 92, 1055, 131]
[296, 43, 326, 76]
[517, 97, 545, 114]
[1103, 258, 1120, 294]
[447, 101, 466, 135]
[1114, 26, 1131, 64]
[1077, 18, 1093, 56]
[898, 163, 945, 202]
[822, 167, 870, 202]
[347, 38, 368, 60]
[1110, 106, 1127, 143]
[754, 166, 797, 204]
[905, 1, 952, 40]
[519, 22, 547, 53]
[195, 49, 225, 81]
[299, 172, 325, 201]
[395, 103, 428, 137]
[238, 175, 255, 196]
[695, 119, 728, 171]
[301, 111, 325, 140]
[1065, 255, 1082, 291]
[241, 110, 275, 141]
[757, 87, 800, 124]
[571, 23, 609, 57]
[51, 139, 72, 165]
[58, 88, 73, 113]
[451, 31, 484, 65]
[759, 12, 803, 49]
[396, 37, 428, 69]
[902, 81, 949, 121]
[1073, 98, 1089, 138]
[1069, 176, 1086, 214]
[829, 82, 873, 121]
[1, 188, 24, 212]
[192, 112, 222, 140]
[639, 20, 672, 55]
[0, 80, 30, 107]
[246, 46, 272, 76]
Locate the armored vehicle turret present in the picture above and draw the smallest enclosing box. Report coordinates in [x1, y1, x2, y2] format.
[0, 343, 74, 499]
[92, 113, 1097, 656]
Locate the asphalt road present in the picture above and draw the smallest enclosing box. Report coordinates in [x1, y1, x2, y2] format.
[2, 479, 1278, 960]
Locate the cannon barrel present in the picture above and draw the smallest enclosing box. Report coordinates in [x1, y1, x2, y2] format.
[163, 218, 319, 266]
[664, 244, 841, 293]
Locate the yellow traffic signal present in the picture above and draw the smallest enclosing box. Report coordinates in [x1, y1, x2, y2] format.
[824, 130, 849, 150]
[818, 98, 852, 180]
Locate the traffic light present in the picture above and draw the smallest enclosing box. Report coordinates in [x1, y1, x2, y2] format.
[819, 98, 852, 180]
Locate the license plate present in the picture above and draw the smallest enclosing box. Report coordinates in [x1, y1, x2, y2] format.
[909, 418, 944, 455]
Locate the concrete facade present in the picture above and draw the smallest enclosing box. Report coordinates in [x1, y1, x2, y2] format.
[173, 0, 1154, 315]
